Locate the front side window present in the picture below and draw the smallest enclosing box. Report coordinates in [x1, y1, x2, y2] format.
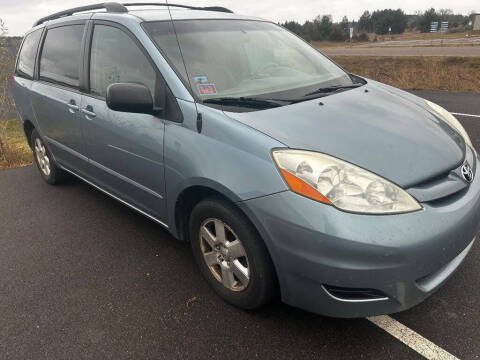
[39, 25, 84, 87]
[89, 25, 156, 98]
[144, 20, 353, 101]
[16, 29, 42, 79]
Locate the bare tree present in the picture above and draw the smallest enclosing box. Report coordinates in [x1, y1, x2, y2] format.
[439, 9, 453, 18]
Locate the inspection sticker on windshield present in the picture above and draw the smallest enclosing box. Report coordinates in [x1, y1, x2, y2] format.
[193, 75, 209, 84]
[197, 84, 217, 95]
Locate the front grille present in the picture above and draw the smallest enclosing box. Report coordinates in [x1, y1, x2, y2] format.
[407, 170, 467, 203]
[323, 284, 388, 301]
[407, 146, 476, 203]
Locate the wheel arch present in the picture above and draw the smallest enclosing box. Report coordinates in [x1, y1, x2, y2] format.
[173, 183, 238, 242]
[173, 182, 281, 296]
[23, 119, 35, 149]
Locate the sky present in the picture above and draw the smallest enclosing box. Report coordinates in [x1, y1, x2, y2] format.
[1, 0, 478, 36]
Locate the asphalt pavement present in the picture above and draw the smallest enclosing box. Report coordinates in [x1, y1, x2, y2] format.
[355, 37, 480, 48]
[0, 90, 479, 359]
[320, 46, 480, 57]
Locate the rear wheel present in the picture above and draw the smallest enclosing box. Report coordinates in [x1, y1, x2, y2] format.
[190, 197, 277, 309]
[31, 129, 68, 185]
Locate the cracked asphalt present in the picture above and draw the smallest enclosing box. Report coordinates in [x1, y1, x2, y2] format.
[0, 90, 479, 359]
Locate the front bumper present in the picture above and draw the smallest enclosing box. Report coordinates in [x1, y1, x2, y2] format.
[239, 154, 480, 318]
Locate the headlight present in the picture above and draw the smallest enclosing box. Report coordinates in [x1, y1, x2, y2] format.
[272, 150, 422, 214]
[425, 100, 473, 148]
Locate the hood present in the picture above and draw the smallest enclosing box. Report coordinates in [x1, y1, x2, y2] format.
[225, 81, 465, 188]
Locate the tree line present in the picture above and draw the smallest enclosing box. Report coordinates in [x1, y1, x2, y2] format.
[281, 8, 473, 42]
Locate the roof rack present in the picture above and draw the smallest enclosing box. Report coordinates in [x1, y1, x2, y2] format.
[33, 2, 233, 27]
[33, 3, 127, 26]
[122, 3, 233, 13]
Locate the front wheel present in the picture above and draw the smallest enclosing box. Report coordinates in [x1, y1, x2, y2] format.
[190, 197, 277, 309]
[31, 129, 69, 185]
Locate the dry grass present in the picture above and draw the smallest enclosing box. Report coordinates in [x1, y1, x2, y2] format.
[332, 56, 480, 93]
[367, 43, 480, 48]
[0, 19, 29, 171]
[0, 119, 33, 170]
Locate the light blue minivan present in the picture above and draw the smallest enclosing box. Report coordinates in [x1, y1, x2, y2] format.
[13, 3, 479, 318]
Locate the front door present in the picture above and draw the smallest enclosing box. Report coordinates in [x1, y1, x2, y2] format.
[81, 22, 167, 222]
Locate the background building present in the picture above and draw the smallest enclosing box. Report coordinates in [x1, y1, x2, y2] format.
[473, 13, 480, 30]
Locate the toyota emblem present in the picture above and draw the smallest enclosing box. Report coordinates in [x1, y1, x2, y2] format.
[461, 163, 474, 183]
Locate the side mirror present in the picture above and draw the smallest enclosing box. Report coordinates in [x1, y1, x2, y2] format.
[106, 83, 157, 114]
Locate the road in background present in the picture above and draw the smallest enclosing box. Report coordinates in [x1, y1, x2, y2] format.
[356, 37, 480, 48]
[0, 91, 479, 359]
[320, 46, 480, 57]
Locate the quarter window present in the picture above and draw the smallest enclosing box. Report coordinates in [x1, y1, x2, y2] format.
[89, 25, 156, 98]
[39, 25, 84, 88]
[16, 29, 42, 79]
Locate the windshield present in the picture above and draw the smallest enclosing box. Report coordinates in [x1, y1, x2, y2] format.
[144, 20, 354, 103]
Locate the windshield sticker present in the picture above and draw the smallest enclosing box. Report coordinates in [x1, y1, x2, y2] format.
[197, 84, 217, 95]
[193, 76, 209, 84]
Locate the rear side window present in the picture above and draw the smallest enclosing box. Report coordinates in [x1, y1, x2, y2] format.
[16, 29, 42, 79]
[39, 25, 84, 88]
[89, 25, 156, 98]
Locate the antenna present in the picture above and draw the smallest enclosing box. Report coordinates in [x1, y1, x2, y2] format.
[165, 0, 195, 98]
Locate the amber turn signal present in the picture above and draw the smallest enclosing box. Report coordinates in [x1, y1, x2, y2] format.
[280, 169, 332, 205]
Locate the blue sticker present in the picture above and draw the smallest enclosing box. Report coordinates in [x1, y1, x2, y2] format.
[193, 76, 208, 84]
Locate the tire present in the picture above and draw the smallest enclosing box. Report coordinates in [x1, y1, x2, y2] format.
[190, 197, 277, 309]
[31, 129, 69, 185]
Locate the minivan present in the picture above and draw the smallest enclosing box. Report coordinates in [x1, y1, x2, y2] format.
[13, 2, 479, 318]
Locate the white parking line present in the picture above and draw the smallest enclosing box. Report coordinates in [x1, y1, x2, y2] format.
[367, 315, 459, 360]
[451, 112, 480, 119]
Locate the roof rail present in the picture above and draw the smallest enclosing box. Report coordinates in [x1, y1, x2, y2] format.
[33, 3, 128, 27]
[33, 2, 233, 27]
[122, 3, 233, 13]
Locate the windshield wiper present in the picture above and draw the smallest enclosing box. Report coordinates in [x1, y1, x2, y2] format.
[303, 83, 364, 97]
[203, 97, 287, 109]
[203, 85, 364, 109]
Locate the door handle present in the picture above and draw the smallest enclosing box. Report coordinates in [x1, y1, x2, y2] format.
[81, 105, 96, 118]
[67, 100, 79, 112]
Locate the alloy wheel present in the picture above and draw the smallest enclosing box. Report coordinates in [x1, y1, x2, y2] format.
[199, 218, 250, 291]
[34, 138, 51, 177]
